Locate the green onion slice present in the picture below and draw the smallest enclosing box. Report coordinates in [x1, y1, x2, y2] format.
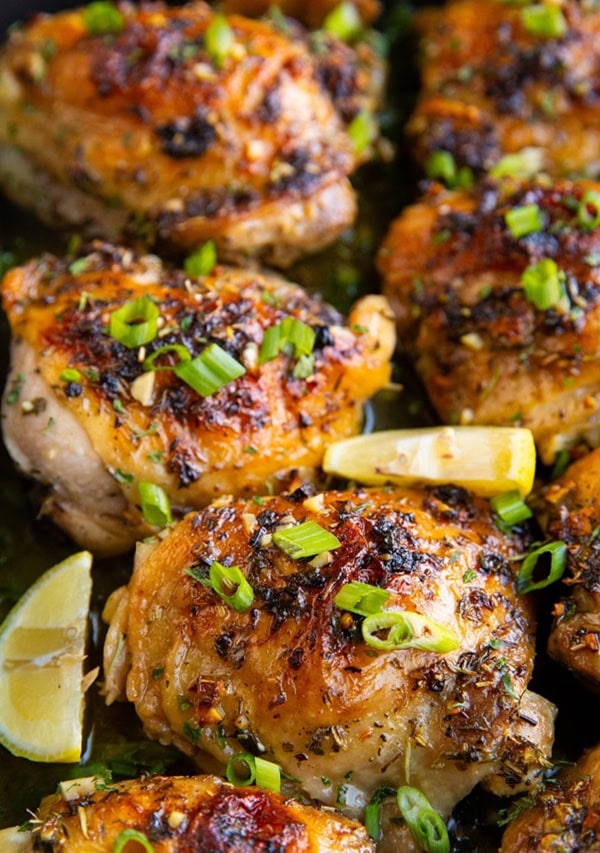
[521, 3, 567, 38]
[209, 561, 254, 611]
[490, 149, 542, 180]
[82, 1, 125, 36]
[521, 258, 565, 310]
[226, 753, 281, 793]
[174, 343, 245, 396]
[60, 368, 82, 383]
[505, 203, 545, 238]
[143, 344, 192, 372]
[396, 787, 450, 853]
[577, 190, 600, 231]
[138, 482, 172, 528]
[113, 828, 155, 853]
[347, 110, 377, 157]
[490, 490, 533, 526]
[184, 241, 217, 277]
[334, 580, 390, 616]
[517, 540, 567, 593]
[362, 611, 459, 653]
[425, 150, 474, 189]
[259, 318, 316, 364]
[323, 1, 362, 40]
[364, 786, 397, 841]
[109, 295, 159, 349]
[272, 520, 341, 559]
[205, 15, 234, 67]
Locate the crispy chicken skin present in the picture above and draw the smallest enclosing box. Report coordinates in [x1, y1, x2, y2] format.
[407, 0, 600, 179]
[13, 774, 374, 852]
[1, 244, 394, 556]
[103, 485, 555, 823]
[541, 448, 600, 688]
[500, 744, 600, 852]
[0, 1, 369, 266]
[378, 178, 600, 464]
[221, 0, 380, 30]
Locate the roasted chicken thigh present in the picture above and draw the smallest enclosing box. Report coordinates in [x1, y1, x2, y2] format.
[1, 244, 394, 555]
[407, 0, 600, 179]
[0, 1, 372, 266]
[378, 177, 600, 464]
[7, 774, 373, 852]
[104, 485, 555, 827]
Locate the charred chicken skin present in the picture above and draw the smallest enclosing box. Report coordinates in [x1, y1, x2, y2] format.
[500, 743, 600, 852]
[16, 774, 374, 852]
[1, 243, 394, 556]
[103, 485, 555, 826]
[378, 177, 600, 464]
[0, 1, 377, 266]
[541, 448, 600, 688]
[407, 0, 600, 179]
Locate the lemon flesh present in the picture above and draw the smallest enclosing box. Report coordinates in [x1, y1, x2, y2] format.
[323, 426, 536, 498]
[0, 551, 93, 762]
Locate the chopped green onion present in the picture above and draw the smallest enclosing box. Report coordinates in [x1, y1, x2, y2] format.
[521, 3, 567, 38]
[174, 343, 245, 396]
[396, 787, 450, 853]
[361, 611, 459, 653]
[60, 368, 82, 383]
[259, 318, 316, 364]
[364, 786, 397, 841]
[425, 150, 474, 189]
[113, 829, 154, 853]
[272, 520, 341, 559]
[138, 482, 172, 527]
[82, 1, 124, 35]
[323, 2, 362, 41]
[521, 258, 565, 310]
[577, 190, 600, 231]
[292, 353, 315, 379]
[505, 203, 545, 238]
[490, 490, 533, 526]
[205, 15, 234, 67]
[490, 149, 543, 179]
[143, 344, 191, 372]
[334, 580, 390, 616]
[209, 561, 254, 611]
[517, 540, 567, 593]
[184, 241, 217, 277]
[109, 296, 159, 349]
[226, 753, 281, 792]
[347, 110, 377, 157]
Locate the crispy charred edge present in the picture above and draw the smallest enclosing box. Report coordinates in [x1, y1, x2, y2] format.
[34, 776, 313, 849]
[177, 485, 538, 772]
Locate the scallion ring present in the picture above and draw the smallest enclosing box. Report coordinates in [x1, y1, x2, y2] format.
[184, 240, 217, 277]
[334, 580, 390, 616]
[362, 611, 459, 653]
[490, 490, 533, 527]
[577, 190, 600, 231]
[521, 3, 567, 38]
[142, 344, 192, 372]
[205, 15, 234, 67]
[517, 540, 567, 593]
[364, 786, 397, 841]
[112, 828, 155, 853]
[226, 753, 281, 792]
[60, 368, 82, 383]
[396, 786, 450, 853]
[272, 520, 341, 559]
[521, 258, 565, 311]
[505, 203, 544, 238]
[83, 1, 124, 36]
[209, 561, 254, 611]
[323, 1, 362, 41]
[174, 343, 245, 397]
[347, 109, 377, 157]
[138, 482, 172, 528]
[259, 318, 316, 365]
[109, 295, 159, 349]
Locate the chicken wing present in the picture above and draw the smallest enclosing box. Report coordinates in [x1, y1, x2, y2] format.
[1, 243, 394, 555]
[500, 743, 600, 852]
[7, 774, 373, 852]
[103, 485, 555, 824]
[541, 448, 600, 688]
[377, 177, 600, 464]
[407, 0, 600, 179]
[0, 1, 365, 266]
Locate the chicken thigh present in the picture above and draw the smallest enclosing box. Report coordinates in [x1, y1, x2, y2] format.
[378, 177, 600, 464]
[1, 243, 394, 555]
[6, 774, 373, 852]
[0, 1, 367, 266]
[407, 0, 600, 179]
[104, 485, 555, 825]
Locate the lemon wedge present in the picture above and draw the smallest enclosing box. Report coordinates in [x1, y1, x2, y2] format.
[0, 551, 93, 762]
[323, 426, 536, 497]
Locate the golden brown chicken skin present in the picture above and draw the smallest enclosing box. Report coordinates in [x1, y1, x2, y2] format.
[378, 178, 600, 464]
[10, 774, 374, 852]
[1, 243, 394, 556]
[541, 448, 600, 688]
[0, 1, 367, 266]
[103, 485, 555, 824]
[500, 744, 600, 852]
[407, 0, 600, 179]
